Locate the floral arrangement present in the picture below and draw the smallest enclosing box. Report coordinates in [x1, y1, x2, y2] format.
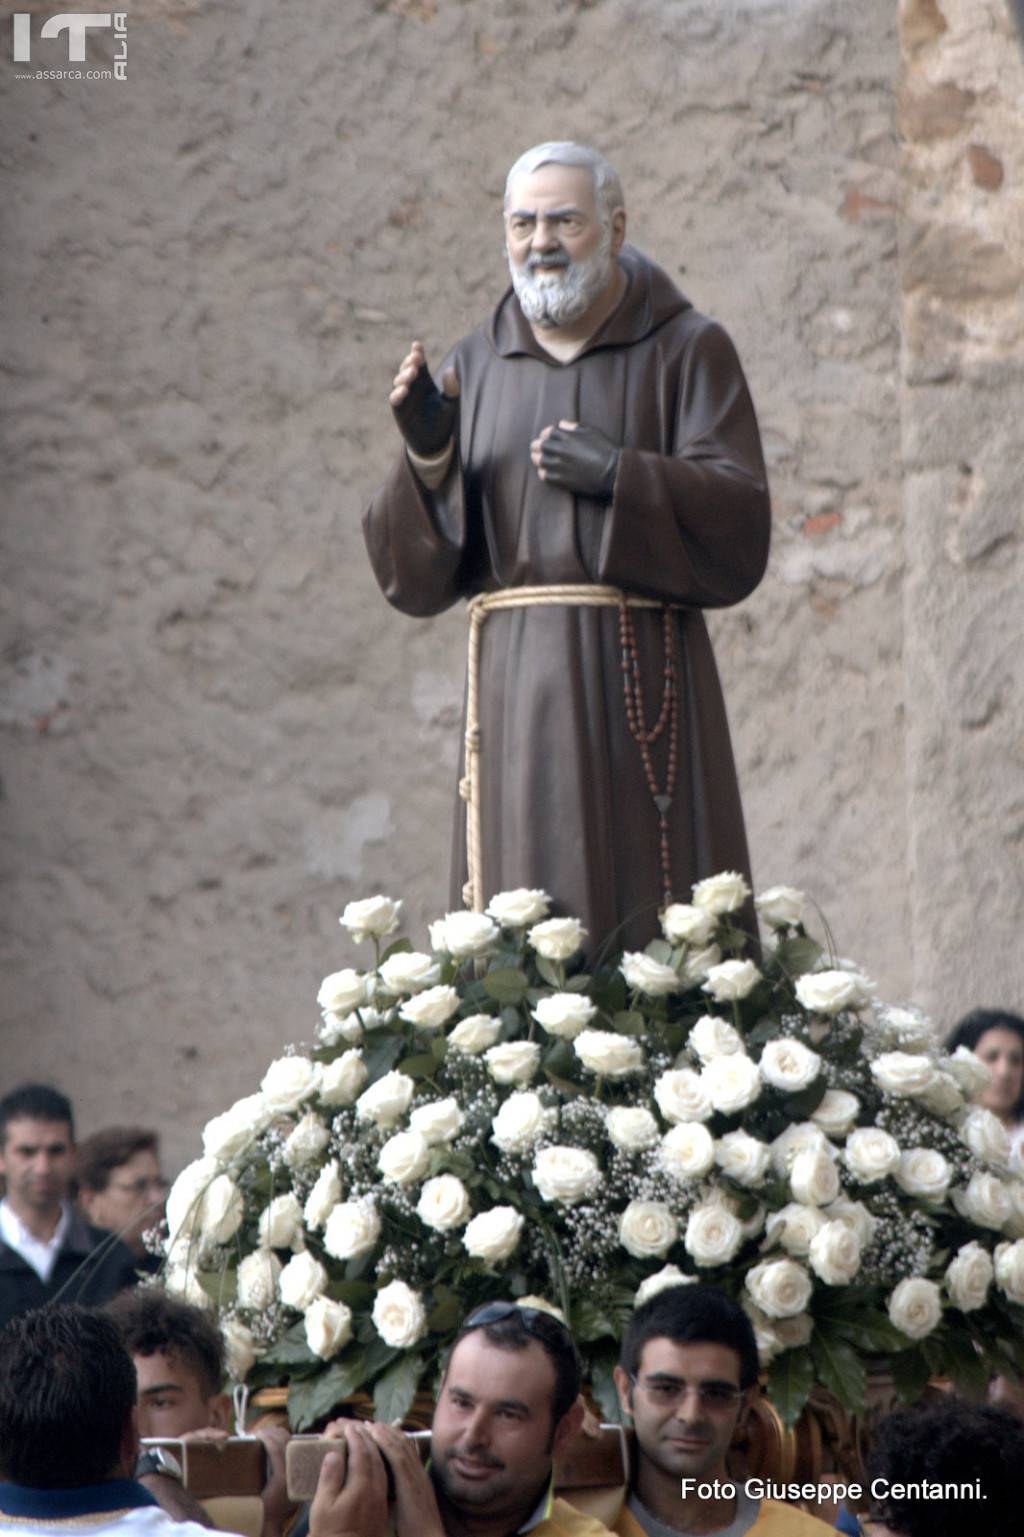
[160, 876, 1024, 1429]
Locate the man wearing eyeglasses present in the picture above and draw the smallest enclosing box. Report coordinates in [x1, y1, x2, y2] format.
[611, 1287, 832, 1537]
[77, 1126, 168, 1272]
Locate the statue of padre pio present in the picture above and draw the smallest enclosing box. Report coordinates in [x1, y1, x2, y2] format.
[363, 142, 770, 957]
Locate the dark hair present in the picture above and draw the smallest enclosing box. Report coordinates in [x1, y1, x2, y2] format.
[76, 1127, 159, 1193]
[0, 1305, 136, 1487]
[447, 1303, 582, 1426]
[0, 1083, 74, 1145]
[947, 1010, 1024, 1118]
[865, 1399, 1024, 1537]
[105, 1286, 225, 1399]
[620, 1285, 759, 1390]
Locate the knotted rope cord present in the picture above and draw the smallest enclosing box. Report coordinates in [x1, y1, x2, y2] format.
[461, 584, 680, 913]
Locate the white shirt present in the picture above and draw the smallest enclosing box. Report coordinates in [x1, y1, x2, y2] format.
[0, 1510, 216, 1537]
[0, 1198, 70, 1283]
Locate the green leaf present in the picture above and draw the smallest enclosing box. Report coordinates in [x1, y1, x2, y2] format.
[379, 938, 413, 964]
[362, 1035, 405, 1082]
[775, 934, 823, 978]
[431, 1034, 447, 1063]
[542, 1038, 576, 1077]
[645, 939, 673, 966]
[890, 1347, 932, 1403]
[327, 1279, 376, 1309]
[534, 956, 562, 988]
[587, 1350, 624, 1423]
[810, 1330, 866, 1411]
[262, 1320, 315, 1368]
[427, 1287, 463, 1334]
[565, 974, 592, 993]
[288, 1351, 369, 1431]
[398, 1053, 437, 1078]
[767, 1348, 816, 1429]
[571, 1298, 617, 1344]
[373, 1352, 425, 1426]
[611, 1010, 646, 1037]
[484, 967, 529, 1006]
[197, 1268, 236, 1307]
[782, 1076, 828, 1118]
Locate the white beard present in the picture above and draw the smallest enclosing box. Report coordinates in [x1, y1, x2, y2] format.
[508, 225, 614, 328]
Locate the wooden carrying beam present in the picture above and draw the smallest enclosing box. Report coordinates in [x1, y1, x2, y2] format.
[141, 1439, 267, 1498]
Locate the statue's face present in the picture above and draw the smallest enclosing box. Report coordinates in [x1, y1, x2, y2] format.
[504, 162, 616, 328]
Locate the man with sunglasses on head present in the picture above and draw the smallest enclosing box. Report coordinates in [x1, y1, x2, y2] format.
[612, 1287, 832, 1537]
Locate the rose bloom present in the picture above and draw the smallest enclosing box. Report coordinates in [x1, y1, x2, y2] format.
[372, 1280, 427, 1349]
[994, 1239, 1024, 1304]
[808, 1219, 861, 1285]
[895, 1148, 952, 1203]
[377, 951, 440, 995]
[755, 886, 805, 928]
[660, 904, 716, 947]
[684, 1203, 743, 1267]
[789, 1146, 841, 1207]
[323, 1198, 382, 1261]
[606, 1106, 660, 1153]
[658, 1123, 715, 1180]
[355, 1070, 415, 1128]
[409, 1097, 464, 1145]
[877, 1005, 936, 1053]
[237, 1250, 283, 1310]
[319, 1009, 366, 1047]
[953, 1171, 1013, 1230]
[283, 1111, 331, 1168]
[203, 1094, 272, 1165]
[946, 1045, 993, 1100]
[810, 1090, 860, 1139]
[448, 1014, 502, 1054]
[417, 1174, 471, 1231]
[400, 984, 461, 1030]
[764, 1203, 826, 1258]
[437, 910, 500, 958]
[945, 1241, 994, 1312]
[166, 1158, 221, 1241]
[870, 1052, 936, 1098]
[485, 1041, 542, 1086]
[261, 1055, 318, 1114]
[959, 1107, 1012, 1167]
[491, 1092, 554, 1154]
[258, 1193, 304, 1251]
[682, 944, 722, 984]
[917, 1072, 964, 1119]
[532, 1145, 601, 1204]
[692, 870, 751, 915]
[574, 1029, 644, 1079]
[744, 1304, 783, 1366]
[532, 992, 597, 1039]
[843, 1127, 901, 1183]
[654, 1069, 713, 1124]
[305, 1297, 353, 1360]
[278, 1251, 328, 1312]
[197, 1174, 244, 1246]
[770, 1122, 831, 1177]
[304, 1162, 342, 1231]
[794, 970, 861, 1016]
[745, 1258, 813, 1319]
[340, 895, 402, 942]
[222, 1319, 257, 1382]
[703, 959, 761, 1003]
[317, 968, 370, 1016]
[619, 1200, 678, 1259]
[715, 1130, 771, 1187]
[888, 1277, 942, 1340]
[759, 1039, 822, 1093]
[635, 1265, 697, 1305]
[702, 1054, 761, 1114]
[528, 916, 586, 961]
[824, 1196, 878, 1249]
[378, 1129, 431, 1186]
[486, 888, 551, 927]
[620, 951, 681, 996]
[688, 1015, 745, 1064]
[318, 1050, 369, 1107]
[463, 1206, 524, 1265]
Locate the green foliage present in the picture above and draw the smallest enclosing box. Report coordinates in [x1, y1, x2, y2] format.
[767, 1349, 817, 1428]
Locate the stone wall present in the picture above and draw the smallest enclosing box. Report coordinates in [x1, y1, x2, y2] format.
[0, 0, 1015, 1174]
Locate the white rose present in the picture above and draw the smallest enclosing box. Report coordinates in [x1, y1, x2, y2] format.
[658, 1123, 715, 1180]
[744, 1303, 783, 1365]
[165, 1157, 221, 1241]
[888, 1277, 942, 1340]
[533, 992, 597, 1039]
[378, 951, 440, 995]
[654, 1069, 713, 1125]
[401, 984, 461, 1030]
[319, 1010, 366, 1047]
[164, 1264, 213, 1312]
[620, 1200, 678, 1259]
[448, 1014, 503, 1054]
[790, 1147, 841, 1207]
[438, 910, 500, 958]
[895, 1149, 952, 1203]
[428, 919, 449, 953]
[682, 944, 722, 984]
[606, 1106, 661, 1153]
[755, 886, 805, 928]
[917, 1072, 965, 1118]
[463, 1206, 524, 1264]
[824, 1197, 878, 1250]
[304, 1296, 353, 1360]
[258, 1193, 304, 1251]
[533, 1145, 601, 1204]
[528, 916, 586, 961]
[684, 1203, 743, 1267]
[759, 1039, 822, 1093]
[304, 1162, 342, 1231]
[491, 1092, 555, 1154]
[355, 1071, 415, 1128]
[486, 888, 551, 927]
[318, 1050, 369, 1107]
[372, 1280, 427, 1348]
[222, 1319, 256, 1381]
[945, 1242, 993, 1311]
[745, 1258, 814, 1318]
[795, 970, 861, 1015]
[317, 969, 370, 1015]
[771, 1123, 831, 1176]
[871, 1052, 937, 1098]
[516, 1295, 565, 1321]
[811, 1090, 860, 1138]
[620, 951, 681, 996]
[764, 1203, 827, 1257]
[703, 959, 761, 1003]
[323, 1198, 381, 1261]
[279, 1250, 328, 1311]
[635, 1265, 697, 1305]
[808, 1220, 861, 1285]
[946, 1046, 993, 1100]
[340, 895, 402, 942]
[688, 1015, 745, 1064]
[284, 1111, 331, 1168]
[844, 1128, 901, 1183]
[960, 1107, 1011, 1167]
[692, 871, 751, 915]
[994, 1239, 1024, 1303]
[261, 1056, 318, 1114]
[417, 1174, 471, 1231]
[485, 1041, 542, 1086]
[1005, 1182, 1024, 1239]
[237, 1250, 282, 1310]
[203, 1095, 271, 1165]
[378, 1129, 431, 1185]
[198, 1174, 244, 1245]
[715, 1131, 771, 1188]
[574, 1029, 645, 1079]
[775, 1311, 815, 1348]
[702, 1054, 762, 1114]
[877, 1005, 936, 1052]
[409, 1097, 464, 1145]
[953, 1172, 1013, 1230]
[661, 904, 716, 946]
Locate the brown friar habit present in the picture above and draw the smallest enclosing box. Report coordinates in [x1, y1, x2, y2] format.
[363, 244, 770, 959]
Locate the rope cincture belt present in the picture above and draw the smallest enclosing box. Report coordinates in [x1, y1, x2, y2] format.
[461, 583, 683, 914]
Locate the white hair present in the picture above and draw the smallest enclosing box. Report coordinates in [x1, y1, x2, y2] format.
[503, 141, 625, 224]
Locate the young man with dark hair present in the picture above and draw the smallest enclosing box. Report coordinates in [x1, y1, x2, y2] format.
[612, 1286, 832, 1537]
[0, 1084, 138, 1329]
[76, 1127, 167, 1268]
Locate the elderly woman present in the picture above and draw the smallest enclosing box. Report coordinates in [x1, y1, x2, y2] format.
[947, 1008, 1024, 1161]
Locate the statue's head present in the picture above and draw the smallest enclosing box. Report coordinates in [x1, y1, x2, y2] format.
[503, 142, 627, 329]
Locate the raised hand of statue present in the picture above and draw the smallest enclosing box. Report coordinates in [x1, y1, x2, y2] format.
[389, 340, 460, 458]
[530, 419, 620, 500]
